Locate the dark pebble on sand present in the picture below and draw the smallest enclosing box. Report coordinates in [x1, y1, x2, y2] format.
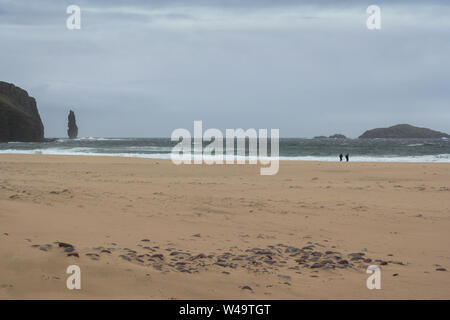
[215, 262, 230, 268]
[86, 253, 99, 257]
[285, 246, 300, 253]
[311, 262, 324, 269]
[120, 255, 132, 261]
[436, 268, 447, 271]
[67, 252, 79, 258]
[241, 286, 253, 291]
[278, 274, 291, 281]
[348, 254, 365, 262]
[256, 250, 273, 255]
[58, 242, 74, 248]
[191, 253, 206, 260]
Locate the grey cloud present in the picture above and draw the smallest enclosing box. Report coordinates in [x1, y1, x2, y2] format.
[0, 0, 449, 138]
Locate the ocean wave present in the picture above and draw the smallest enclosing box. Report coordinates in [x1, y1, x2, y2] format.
[406, 143, 424, 147]
[55, 137, 131, 142]
[0, 148, 449, 163]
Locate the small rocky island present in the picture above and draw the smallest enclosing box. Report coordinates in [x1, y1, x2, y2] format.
[314, 134, 347, 139]
[359, 124, 449, 139]
[328, 134, 347, 139]
[67, 110, 78, 139]
[0, 81, 45, 142]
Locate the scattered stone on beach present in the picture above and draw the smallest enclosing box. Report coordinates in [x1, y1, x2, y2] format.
[191, 253, 207, 260]
[278, 274, 291, 281]
[348, 253, 365, 261]
[73, 240, 405, 276]
[86, 253, 100, 260]
[67, 252, 79, 258]
[58, 242, 74, 249]
[285, 246, 300, 253]
[39, 244, 52, 251]
[311, 262, 325, 269]
[241, 285, 253, 291]
[436, 268, 447, 272]
[119, 255, 132, 261]
[50, 189, 70, 195]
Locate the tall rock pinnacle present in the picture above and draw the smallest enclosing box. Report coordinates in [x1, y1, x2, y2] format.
[67, 110, 78, 139]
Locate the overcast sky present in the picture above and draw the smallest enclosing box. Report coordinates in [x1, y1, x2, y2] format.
[1, 0, 449, 138]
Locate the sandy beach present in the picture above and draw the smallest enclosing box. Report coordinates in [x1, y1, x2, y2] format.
[0, 154, 449, 299]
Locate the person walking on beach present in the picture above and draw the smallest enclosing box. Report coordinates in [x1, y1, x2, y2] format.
[345, 153, 349, 162]
[339, 154, 343, 161]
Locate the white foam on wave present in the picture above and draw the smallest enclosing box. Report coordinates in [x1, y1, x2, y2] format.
[0, 148, 449, 163]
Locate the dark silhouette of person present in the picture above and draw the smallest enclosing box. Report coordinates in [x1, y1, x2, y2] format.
[339, 154, 343, 161]
[345, 153, 349, 162]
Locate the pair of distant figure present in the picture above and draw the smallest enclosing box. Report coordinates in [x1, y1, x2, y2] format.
[339, 153, 349, 162]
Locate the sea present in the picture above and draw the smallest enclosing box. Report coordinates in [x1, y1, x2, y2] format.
[0, 137, 449, 162]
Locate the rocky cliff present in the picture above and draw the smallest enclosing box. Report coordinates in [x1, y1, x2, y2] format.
[67, 110, 78, 139]
[0, 81, 44, 142]
[359, 124, 449, 139]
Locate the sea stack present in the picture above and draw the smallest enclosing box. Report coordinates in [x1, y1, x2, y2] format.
[0, 81, 45, 142]
[67, 110, 78, 139]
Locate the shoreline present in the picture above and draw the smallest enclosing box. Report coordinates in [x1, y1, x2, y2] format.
[0, 152, 449, 163]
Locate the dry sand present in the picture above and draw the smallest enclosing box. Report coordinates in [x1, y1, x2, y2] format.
[0, 154, 449, 299]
